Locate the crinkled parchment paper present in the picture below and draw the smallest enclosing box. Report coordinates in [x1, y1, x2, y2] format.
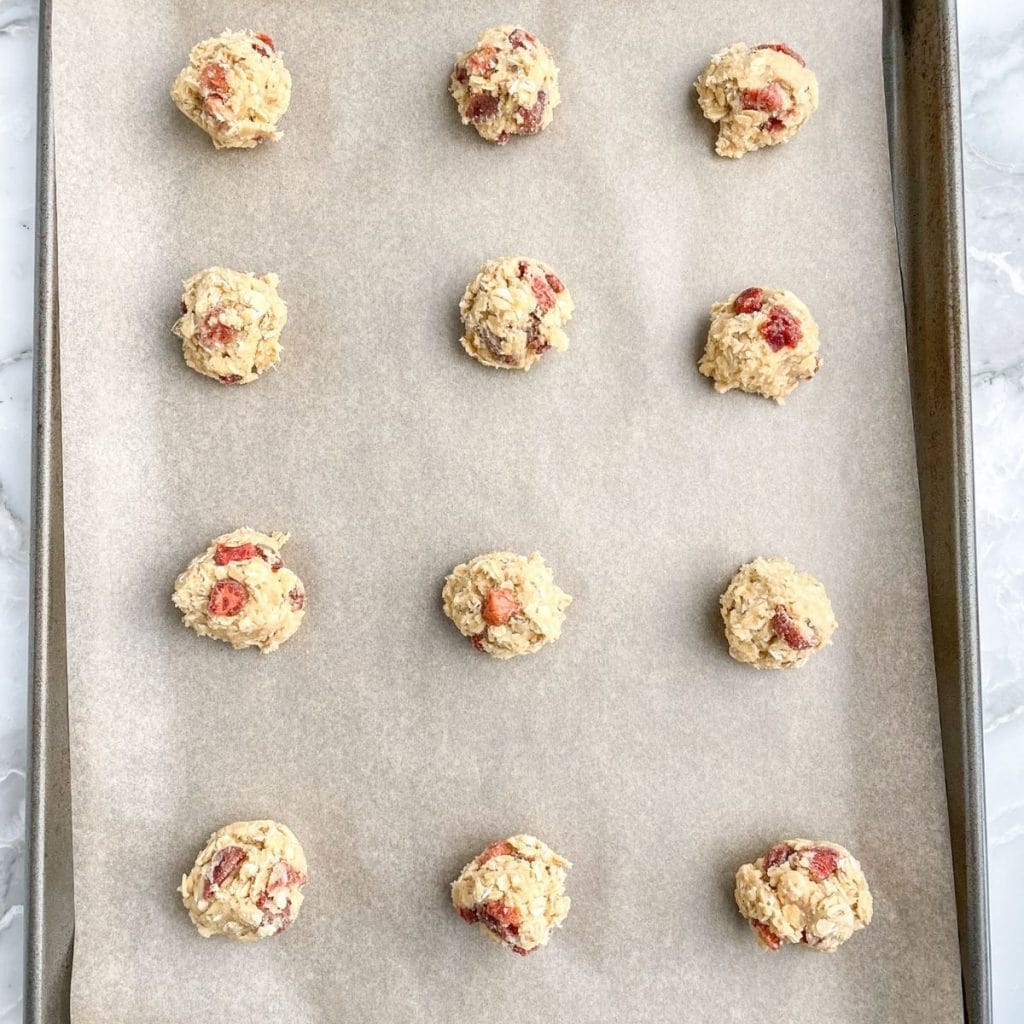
[52, 1, 964, 1020]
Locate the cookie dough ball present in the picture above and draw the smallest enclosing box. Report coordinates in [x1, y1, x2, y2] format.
[460, 258, 573, 370]
[172, 267, 287, 385]
[452, 835, 571, 955]
[699, 287, 820, 402]
[735, 839, 873, 952]
[171, 30, 291, 149]
[172, 528, 306, 653]
[695, 42, 818, 158]
[720, 557, 836, 669]
[450, 25, 560, 144]
[442, 551, 571, 658]
[180, 820, 308, 941]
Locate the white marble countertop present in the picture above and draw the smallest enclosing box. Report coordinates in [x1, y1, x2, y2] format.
[0, 2, 1021, 1020]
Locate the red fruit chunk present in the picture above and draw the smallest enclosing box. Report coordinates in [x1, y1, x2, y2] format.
[483, 587, 521, 626]
[512, 944, 536, 956]
[479, 840, 516, 864]
[741, 82, 785, 113]
[766, 116, 786, 133]
[734, 287, 765, 315]
[545, 272, 564, 294]
[517, 90, 547, 134]
[496, 131, 509, 145]
[199, 62, 229, 97]
[771, 606, 814, 651]
[208, 578, 248, 617]
[252, 32, 275, 56]
[526, 320, 548, 355]
[258, 544, 284, 571]
[218, 374, 243, 385]
[530, 273, 557, 313]
[458, 907, 476, 923]
[482, 899, 522, 932]
[755, 42, 806, 67]
[202, 845, 246, 899]
[288, 587, 305, 611]
[760, 305, 803, 352]
[508, 28, 536, 50]
[200, 309, 236, 348]
[753, 920, 782, 950]
[808, 847, 839, 880]
[215, 542, 259, 565]
[763, 843, 793, 872]
[267, 861, 306, 892]
[466, 46, 497, 77]
[466, 91, 500, 122]
[517, 260, 529, 278]
[471, 634, 486, 651]
[454, 65, 468, 85]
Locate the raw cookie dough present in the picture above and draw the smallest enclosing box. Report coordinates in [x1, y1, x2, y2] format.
[450, 25, 560, 144]
[734, 838, 873, 952]
[699, 287, 820, 402]
[180, 820, 308, 941]
[172, 528, 306, 653]
[720, 557, 836, 669]
[460, 258, 573, 370]
[173, 267, 287, 385]
[452, 835, 571, 955]
[442, 551, 571, 658]
[171, 30, 292, 149]
[695, 42, 818, 158]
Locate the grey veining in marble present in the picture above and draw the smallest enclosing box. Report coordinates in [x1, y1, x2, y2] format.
[0, 1, 1022, 1020]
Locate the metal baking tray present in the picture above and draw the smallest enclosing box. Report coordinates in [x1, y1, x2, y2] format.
[24, 0, 991, 1020]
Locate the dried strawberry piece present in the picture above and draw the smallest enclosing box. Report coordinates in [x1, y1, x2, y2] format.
[765, 116, 786, 133]
[512, 944, 536, 956]
[482, 899, 522, 932]
[508, 28, 536, 50]
[465, 46, 497, 77]
[517, 90, 547, 134]
[267, 861, 306, 892]
[200, 309, 236, 348]
[545, 272, 564, 294]
[753, 920, 782, 950]
[496, 131, 509, 145]
[458, 906, 476, 924]
[755, 42, 806, 67]
[483, 587, 521, 626]
[288, 587, 305, 611]
[466, 91, 500, 122]
[215, 542, 259, 565]
[202, 845, 246, 899]
[471, 634, 486, 651]
[733, 287, 765, 315]
[526, 319, 549, 355]
[759, 305, 803, 352]
[454, 65, 469, 85]
[256, 889, 296, 935]
[517, 260, 529, 278]
[208, 578, 248, 617]
[218, 374, 243, 385]
[762, 843, 793, 872]
[771, 606, 814, 650]
[741, 82, 785, 113]
[252, 32, 275, 56]
[477, 325, 514, 362]
[479, 840, 516, 864]
[530, 273, 557, 313]
[807, 847, 839, 880]
[199, 61, 230, 97]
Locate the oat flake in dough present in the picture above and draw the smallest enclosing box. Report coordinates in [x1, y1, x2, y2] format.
[452, 834, 571, 955]
[171, 30, 291, 149]
[451, 25, 560, 144]
[734, 838, 873, 952]
[695, 42, 818, 158]
[173, 267, 287, 385]
[442, 551, 571, 658]
[460, 258, 573, 370]
[180, 820, 308, 941]
[699, 286, 820, 402]
[720, 557, 836, 669]
[172, 528, 306, 653]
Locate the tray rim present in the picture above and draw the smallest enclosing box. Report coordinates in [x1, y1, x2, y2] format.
[25, 1, 991, 1020]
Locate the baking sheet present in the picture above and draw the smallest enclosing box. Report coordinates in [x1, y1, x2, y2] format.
[52, 1, 964, 1021]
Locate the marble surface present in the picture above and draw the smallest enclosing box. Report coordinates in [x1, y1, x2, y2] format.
[0, 1, 1021, 1020]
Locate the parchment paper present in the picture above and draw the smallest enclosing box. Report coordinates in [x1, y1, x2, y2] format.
[52, 2, 965, 1021]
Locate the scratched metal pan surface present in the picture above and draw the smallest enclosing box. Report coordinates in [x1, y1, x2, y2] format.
[25, 0, 989, 1021]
